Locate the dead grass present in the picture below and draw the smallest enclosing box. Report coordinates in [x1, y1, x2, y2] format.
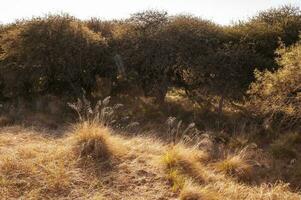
[215, 152, 253, 181]
[160, 141, 301, 200]
[72, 121, 115, 160]
[161, 143, 211, 190]
[0, 133, 98, 199]
[180, 181, 220, 200]
[0, 123, 300, 199]
[0, 123, 175, 199]
[0, 123, 118, 199]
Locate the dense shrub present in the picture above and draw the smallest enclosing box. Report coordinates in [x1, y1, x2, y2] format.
[85, 18, 117, 39]
[160, 15, 225, 107]
[110, 11, 170, 103]
[182, 42, 264, 111]
[0, 6, 300, 112]
[248, 38, 301, 130]
[0, 14, 112, 99]
[226, 5, 301, 72]
[113, 13, 228, 104]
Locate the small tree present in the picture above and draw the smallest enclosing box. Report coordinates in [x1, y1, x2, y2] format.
[227, 5, 301, 72]
[248, 37, 301, 130]
[111, 10, 170, 104]
[0, 14, 112, 98]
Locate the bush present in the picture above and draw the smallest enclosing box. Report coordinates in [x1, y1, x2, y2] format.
[226, 5, 301, 72]
[248, 37, 301, 130]
[0, 7, 300, 111]
[0, 14, 112, 99]
[270, 132, 301, 159]
[111, 10, 170, 103]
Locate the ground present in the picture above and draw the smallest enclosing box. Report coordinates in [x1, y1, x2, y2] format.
[0, 123, 300, 200]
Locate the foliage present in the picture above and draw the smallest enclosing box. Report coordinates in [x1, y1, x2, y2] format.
[0, 14, 111, 98]
[0, 6, 301, 118]
[111, 10, 170, 103]
[227, 5, 301, 71]
[248, 37, 301, 130]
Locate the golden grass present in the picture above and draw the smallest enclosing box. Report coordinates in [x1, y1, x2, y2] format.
[180, 181, 220, 200]
[215, 152, 253, 181]
[0, 137, 97, 199]
[160, 141, 301, 200]
[0, 123, 121, 199]
[0, 123, 301, 199]
[201, 180, 301, 200]
[72, 121, 114, 160]
[161, 143, 210, 189]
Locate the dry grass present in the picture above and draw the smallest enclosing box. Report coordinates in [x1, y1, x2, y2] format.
[180, 181, 220, 200]
[161, 143, 210, 190]
[215, 152, 253, 181]
[0, 130, 100, 199]
[0, 123, 300, 199]
[0, 123, 119, 199]
[160, 141, 301, 200]
[178, 177, 301, 200]
[71, 121, 120, 160]
[0, 123, 175, 199]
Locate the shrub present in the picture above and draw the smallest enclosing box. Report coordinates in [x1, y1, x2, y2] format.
[111, 10, 170, 103]
[270, 142, 297, 159]
[0, 6, 300, 111]
[0, 116, 14, 127]
[227, 5, 301, 72]
[162, 15, 226, 107]
[248, 37, 301, 130]
[0, 14, 112, 99]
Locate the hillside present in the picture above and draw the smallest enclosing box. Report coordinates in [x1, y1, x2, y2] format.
[1, 122, 300, 200]
[0, 4, 301, 200]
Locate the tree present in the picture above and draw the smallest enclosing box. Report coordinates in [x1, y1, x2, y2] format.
[227, 5, 301, 72]
[111, 10, 170, 103]
[0, 14, 112, 99]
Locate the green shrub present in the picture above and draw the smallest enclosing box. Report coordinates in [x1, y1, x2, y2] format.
[0, 6, 300, 109]
[248, 37, 301, 130]
[0, 14, 112, 98]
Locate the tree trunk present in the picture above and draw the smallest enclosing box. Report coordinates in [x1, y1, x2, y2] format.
[218, 95, 224, 116]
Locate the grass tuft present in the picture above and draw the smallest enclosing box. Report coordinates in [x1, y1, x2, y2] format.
[215, 152, 253, 181]
[72, 121, 112, 160]
[180, 181, 220, 200]
[161, 144, 210, 191]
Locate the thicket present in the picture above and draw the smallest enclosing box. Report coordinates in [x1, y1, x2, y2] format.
[248, 39, 301, 130]
[0, 14, 112, 99]
[0, 6, 300, 129]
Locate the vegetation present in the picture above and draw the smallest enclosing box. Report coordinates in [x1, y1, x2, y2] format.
[1, 123, 300, 199]
[0, 14, 111, 98]
[0, 4, 301, 200]
[249, 38, 301, 130]
[1, 5, 301, 109]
